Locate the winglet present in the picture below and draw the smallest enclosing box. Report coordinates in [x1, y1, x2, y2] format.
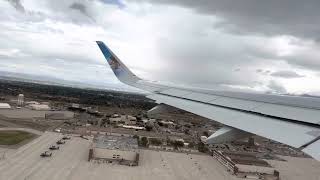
[96, 41, 141, 85]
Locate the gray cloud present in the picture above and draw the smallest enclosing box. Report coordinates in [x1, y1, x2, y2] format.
[69, 2, 95, 22]
[256, 69, 271, 75]
[138, 0, 320, 40]
[270, 70, 304, 79]
[0, 0, 319, 94]
[70, 3, 87, 15]
[5, 0, 25, 12]
[134, 0, 320, 72]
[283, 50, 320, 71]
[267, 80, 287, 94]
[154, 35, 262, 86]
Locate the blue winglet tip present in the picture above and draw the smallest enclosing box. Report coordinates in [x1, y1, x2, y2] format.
[96, 41, 112, 60]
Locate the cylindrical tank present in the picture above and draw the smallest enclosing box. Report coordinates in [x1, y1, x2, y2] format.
[17, 94, 24, 106]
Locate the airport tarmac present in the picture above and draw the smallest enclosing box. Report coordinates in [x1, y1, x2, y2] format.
[0, 132, 319, 180]
[0, 132, 238, 180]
[267, 156, 320, 180]
[0, 108, 74, 119]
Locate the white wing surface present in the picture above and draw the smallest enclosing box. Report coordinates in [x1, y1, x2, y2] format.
[96, 41, 320, 160]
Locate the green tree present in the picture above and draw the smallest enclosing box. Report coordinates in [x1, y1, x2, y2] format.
[140, 137, 148, 147]
[149, 138, 162, 146]
[203, 131, 209, 137]
[172, 140, 184, 149]
[188, 142, 195, 148]
[145, 125, 153, 131]
[197, 142, 209, 153]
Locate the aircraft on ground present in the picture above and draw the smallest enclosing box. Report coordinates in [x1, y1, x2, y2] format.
[96, 41, 320, 160]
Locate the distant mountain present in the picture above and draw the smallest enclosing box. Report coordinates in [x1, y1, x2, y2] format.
[300, 94, 320, 98]
[280, 92, 320, 98]
[0, 71, 73, 86]
[0, 71, 144, 94]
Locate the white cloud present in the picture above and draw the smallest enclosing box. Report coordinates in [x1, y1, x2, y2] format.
[0, 0, 319, 95]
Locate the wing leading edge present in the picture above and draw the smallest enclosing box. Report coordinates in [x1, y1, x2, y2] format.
[96, 41, 320, 160]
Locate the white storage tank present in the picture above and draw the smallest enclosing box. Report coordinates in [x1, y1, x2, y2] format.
[17, 94, 24, 106]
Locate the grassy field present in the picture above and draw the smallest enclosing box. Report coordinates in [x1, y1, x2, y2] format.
[0, 131, 35, 145]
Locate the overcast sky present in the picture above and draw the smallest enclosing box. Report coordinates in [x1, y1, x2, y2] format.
[0, 0, 320, 95]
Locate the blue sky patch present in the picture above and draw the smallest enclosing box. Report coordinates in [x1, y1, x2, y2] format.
[100, 0, 125, 9]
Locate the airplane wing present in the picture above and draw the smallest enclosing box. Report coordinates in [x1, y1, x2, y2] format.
[96, 41, 320, 160]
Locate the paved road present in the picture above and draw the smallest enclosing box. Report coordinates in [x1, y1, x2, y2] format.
[0, 117, 20, 128]
[0, 127, 43, 135]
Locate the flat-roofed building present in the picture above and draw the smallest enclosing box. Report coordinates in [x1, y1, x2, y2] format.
[29, 104, 50, 111]
[25, 101, 40, 105]
[89, 135, 139, 166]
[124, 115, 137, 125]
[109, 114, 137, 125]
[45, 111, 74, 120]
[71, 103, 80, 108]
[109, 117, 123, 124]
[0, 103, 11, 109]
[119, 125, 145, 130]
[212, 150, 280, 179]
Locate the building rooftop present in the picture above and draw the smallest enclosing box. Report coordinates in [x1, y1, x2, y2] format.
[28, 104, 50, 110]
[0, 103, 11, 109]
[94, 135, 138, 151]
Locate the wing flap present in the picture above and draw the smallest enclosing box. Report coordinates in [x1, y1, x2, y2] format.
[160, 89, 191, 97]
[303, 139, 320, 160]
[147, 94, 320, 149]
[209, 97, 263, 110]
[183, 92, 220, 102]
[254, 104, 320, 124]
